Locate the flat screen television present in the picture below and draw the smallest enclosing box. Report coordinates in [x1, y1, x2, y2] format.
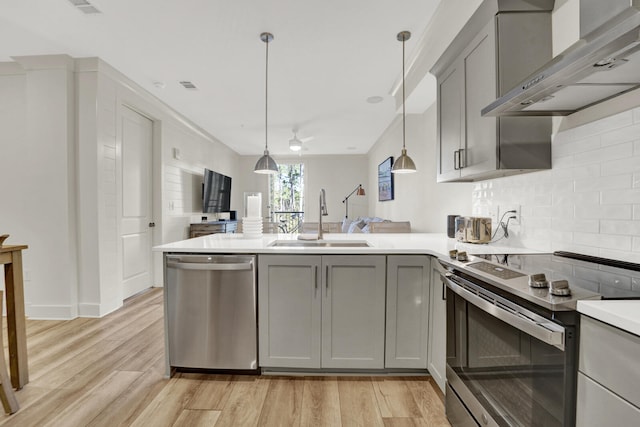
[202, 168, 231, 213]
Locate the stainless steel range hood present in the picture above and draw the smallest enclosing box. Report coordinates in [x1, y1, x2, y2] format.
[483, 0, 640, 116]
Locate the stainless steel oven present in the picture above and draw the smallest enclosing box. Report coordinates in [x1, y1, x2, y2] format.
[443, 270, 577, 427]
[440, 251, 640, 427]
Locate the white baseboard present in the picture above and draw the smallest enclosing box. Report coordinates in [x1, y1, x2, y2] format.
[26, 304, 78, 320]
[78, 300, 123, 318]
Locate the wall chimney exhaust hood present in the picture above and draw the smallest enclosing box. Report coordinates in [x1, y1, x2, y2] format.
[483, 0, 640, 116]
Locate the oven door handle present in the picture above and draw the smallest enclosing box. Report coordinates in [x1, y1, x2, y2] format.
[442, 273, 565, 350]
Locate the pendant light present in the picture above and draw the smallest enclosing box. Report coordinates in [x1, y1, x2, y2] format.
[254, 32, 279, 174]
[391, 30, 417, 174]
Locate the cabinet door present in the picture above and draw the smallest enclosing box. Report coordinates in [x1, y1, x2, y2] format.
[462, 20, 497, 179]
[258, 255, 322, 368]
[321, 255, 386, 369]
[577, 373, 640, 427]
[437, 58, 464, 183]
[428, 265, 447, 392]
[385, 256, 430, 369]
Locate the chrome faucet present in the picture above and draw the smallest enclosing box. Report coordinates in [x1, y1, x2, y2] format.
[318, 188, 328, 239]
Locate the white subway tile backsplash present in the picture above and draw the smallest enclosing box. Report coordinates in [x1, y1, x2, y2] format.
[601, 123, 640, 146]
[601, 157, 640, 176]
[552, 217, 599, 233]
[575, 205, 632, 220]
[600, 220, 640, 235]
[552, 191, 599, 206]
[553, 135, 600, 157]
[552, 155, 573, 168]
[571, 164, 600, 180]
[573, 142, 633, 166]
[601, 189, 640, 204]
[574, 174, 632, 193]
[574, 232, 631, 250]
[560, 111, 632, 142]
[472, 107, 640, 259]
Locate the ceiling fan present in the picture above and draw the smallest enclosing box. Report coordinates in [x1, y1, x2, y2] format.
[289, 130, 314, 152]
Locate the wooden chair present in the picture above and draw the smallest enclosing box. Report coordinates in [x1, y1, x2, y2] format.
[368, 221, 411, 233]
[0, 291, 19, 414]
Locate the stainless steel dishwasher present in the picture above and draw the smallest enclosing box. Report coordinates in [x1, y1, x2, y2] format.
[165, 254, 257, 371]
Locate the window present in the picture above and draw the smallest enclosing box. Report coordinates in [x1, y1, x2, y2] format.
[269, 163, 305, 233]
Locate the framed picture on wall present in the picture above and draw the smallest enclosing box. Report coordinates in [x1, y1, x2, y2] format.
[378, 156, 394, 201]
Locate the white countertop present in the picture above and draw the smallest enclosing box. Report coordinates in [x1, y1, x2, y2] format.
[153, 232, 542, 258]
[155, 232, 640, 337]
[577, 300, 640, 337]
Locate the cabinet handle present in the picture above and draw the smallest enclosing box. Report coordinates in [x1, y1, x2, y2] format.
[325, 265, 329, 296]
[314, 266, 318, 292]
[459, 148, 465, 168]
[442, 280, 447, 301]
[454, 149, 463, 170]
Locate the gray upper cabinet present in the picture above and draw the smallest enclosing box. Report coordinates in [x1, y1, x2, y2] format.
[432, 0, 554, 182]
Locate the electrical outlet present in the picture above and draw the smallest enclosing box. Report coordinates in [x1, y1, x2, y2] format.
[499, 205, 521, 225]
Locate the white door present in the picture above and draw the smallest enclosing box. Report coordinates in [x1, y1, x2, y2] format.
[119, 106, 153, 299]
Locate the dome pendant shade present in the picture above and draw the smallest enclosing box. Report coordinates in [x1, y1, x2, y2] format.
[254, 32, 279, 174]
[391, 148, 416, 174]
[254, 149, 279, 174]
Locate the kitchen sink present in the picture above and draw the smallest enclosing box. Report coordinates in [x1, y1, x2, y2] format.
[268, 240, 370, 248]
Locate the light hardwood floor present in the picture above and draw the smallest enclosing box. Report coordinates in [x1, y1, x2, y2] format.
[1, 288, 450, 426]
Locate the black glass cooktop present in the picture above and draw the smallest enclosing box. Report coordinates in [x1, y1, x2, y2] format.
[473, 251, 640, 299]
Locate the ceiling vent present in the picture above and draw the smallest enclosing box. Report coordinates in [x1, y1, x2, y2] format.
[67, 0, 101, 14]
[179, 81, 198, 90]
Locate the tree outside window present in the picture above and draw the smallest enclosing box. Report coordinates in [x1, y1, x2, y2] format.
[269, 163, 305, 233]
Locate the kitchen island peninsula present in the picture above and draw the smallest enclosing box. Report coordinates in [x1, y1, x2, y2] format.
[154, 233, 538, 391]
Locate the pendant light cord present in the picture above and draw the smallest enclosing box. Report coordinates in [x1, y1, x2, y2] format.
[265, 36, 269, 151]
[402, 35, 406, 150]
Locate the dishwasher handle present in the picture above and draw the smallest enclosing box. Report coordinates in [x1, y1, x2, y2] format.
[166, 259, 253, 271]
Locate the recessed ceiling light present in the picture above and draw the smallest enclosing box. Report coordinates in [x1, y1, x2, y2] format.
[153, 81, 166, 89]
[366, 96, 384, 104]
[347, 146, 357, 150]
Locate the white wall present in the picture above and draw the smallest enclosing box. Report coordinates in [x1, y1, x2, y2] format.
[368, 107, 473, 232]
[236, 154, 369, 224]
[1, 56, 242, 318]
[0, 57, 80, 319]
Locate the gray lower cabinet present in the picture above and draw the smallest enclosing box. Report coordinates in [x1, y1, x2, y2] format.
[385, 255, 431, 369]
[427, 263, 446, 392]
[258, 255, 321, 369]
[577, 315, 640, 426]
[258, 254, 386, 369]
